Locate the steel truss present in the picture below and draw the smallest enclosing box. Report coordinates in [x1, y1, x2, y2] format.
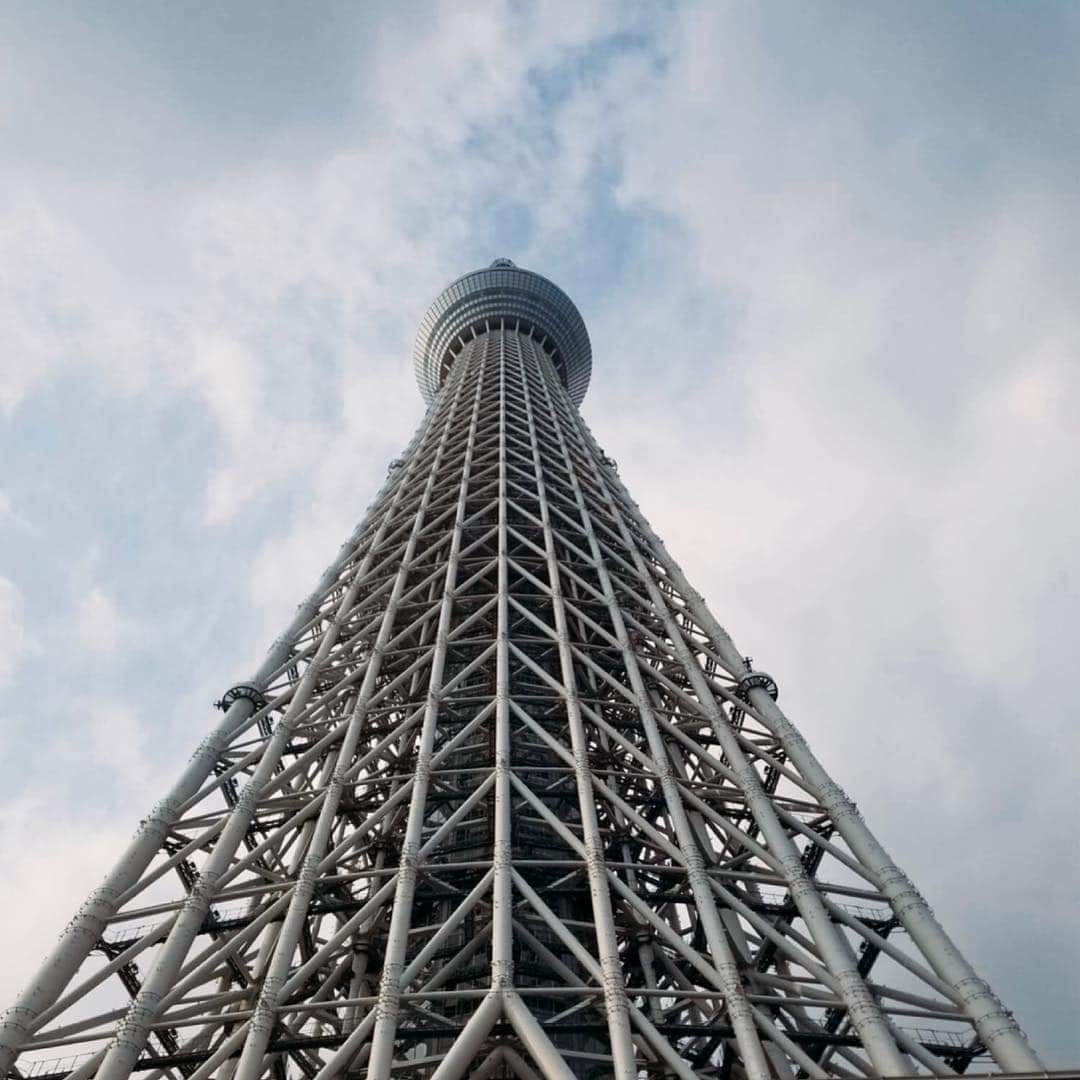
[1, 320, 1044, 1079]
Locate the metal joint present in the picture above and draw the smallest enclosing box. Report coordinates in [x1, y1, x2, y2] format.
[735, 670, 779, 703]
[214, 683, 268, 712]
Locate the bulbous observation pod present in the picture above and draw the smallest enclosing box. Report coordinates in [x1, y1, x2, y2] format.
[413, 258, 592, 405]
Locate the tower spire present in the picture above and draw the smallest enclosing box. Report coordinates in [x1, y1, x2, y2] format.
[1, 265, 1043, 1079]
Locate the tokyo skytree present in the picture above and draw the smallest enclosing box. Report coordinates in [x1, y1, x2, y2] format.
[1, 261, 1045, 1079]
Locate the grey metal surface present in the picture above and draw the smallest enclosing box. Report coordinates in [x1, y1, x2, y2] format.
[0, 270, 1045, 1079]
[413, 259, 591, 406]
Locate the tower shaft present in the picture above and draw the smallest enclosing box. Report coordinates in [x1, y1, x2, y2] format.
[1, 286, 1043, 1080]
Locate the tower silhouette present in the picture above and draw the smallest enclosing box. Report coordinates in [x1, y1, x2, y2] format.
[2, 262, 1044, 1079]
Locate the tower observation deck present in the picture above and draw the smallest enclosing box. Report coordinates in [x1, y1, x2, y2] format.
[414, 258, 592, 405]
[0, 262, 1045, 1080]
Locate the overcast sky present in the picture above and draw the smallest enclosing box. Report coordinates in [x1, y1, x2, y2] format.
[1, 1, 1077, 1066]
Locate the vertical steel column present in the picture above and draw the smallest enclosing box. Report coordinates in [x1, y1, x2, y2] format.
[492, 327, 514, 1000]
[494, 328, 577, 1080]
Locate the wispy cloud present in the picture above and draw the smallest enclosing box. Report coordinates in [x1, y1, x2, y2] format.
[74, 585, 136, 655]
[0, 576, 37, 685]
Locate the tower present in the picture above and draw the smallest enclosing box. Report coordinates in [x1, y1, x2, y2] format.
[1, 261, 1044, 1079]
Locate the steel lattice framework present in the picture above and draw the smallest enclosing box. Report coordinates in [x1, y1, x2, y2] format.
[1, 262, 1045, 1080]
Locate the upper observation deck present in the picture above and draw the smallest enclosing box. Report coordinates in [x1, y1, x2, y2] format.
[413, 259, 592, 406]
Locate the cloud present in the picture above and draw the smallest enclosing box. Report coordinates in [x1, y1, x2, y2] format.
[0, 789, 135, 1010]
[0, 492, 34, 534]
[0, 576, 36, 685]
[83, 698, 166, 803]
[74, 585, 136, 655]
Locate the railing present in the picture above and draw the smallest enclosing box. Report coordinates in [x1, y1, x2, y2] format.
[18, 1051, 95, 1077]
[752, 885, 892, 923]
[101, 901, 258, 946]
[901, 1026, 971, 1050]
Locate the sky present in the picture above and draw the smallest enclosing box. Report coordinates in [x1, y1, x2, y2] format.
[0, 0, 1078, 1066]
